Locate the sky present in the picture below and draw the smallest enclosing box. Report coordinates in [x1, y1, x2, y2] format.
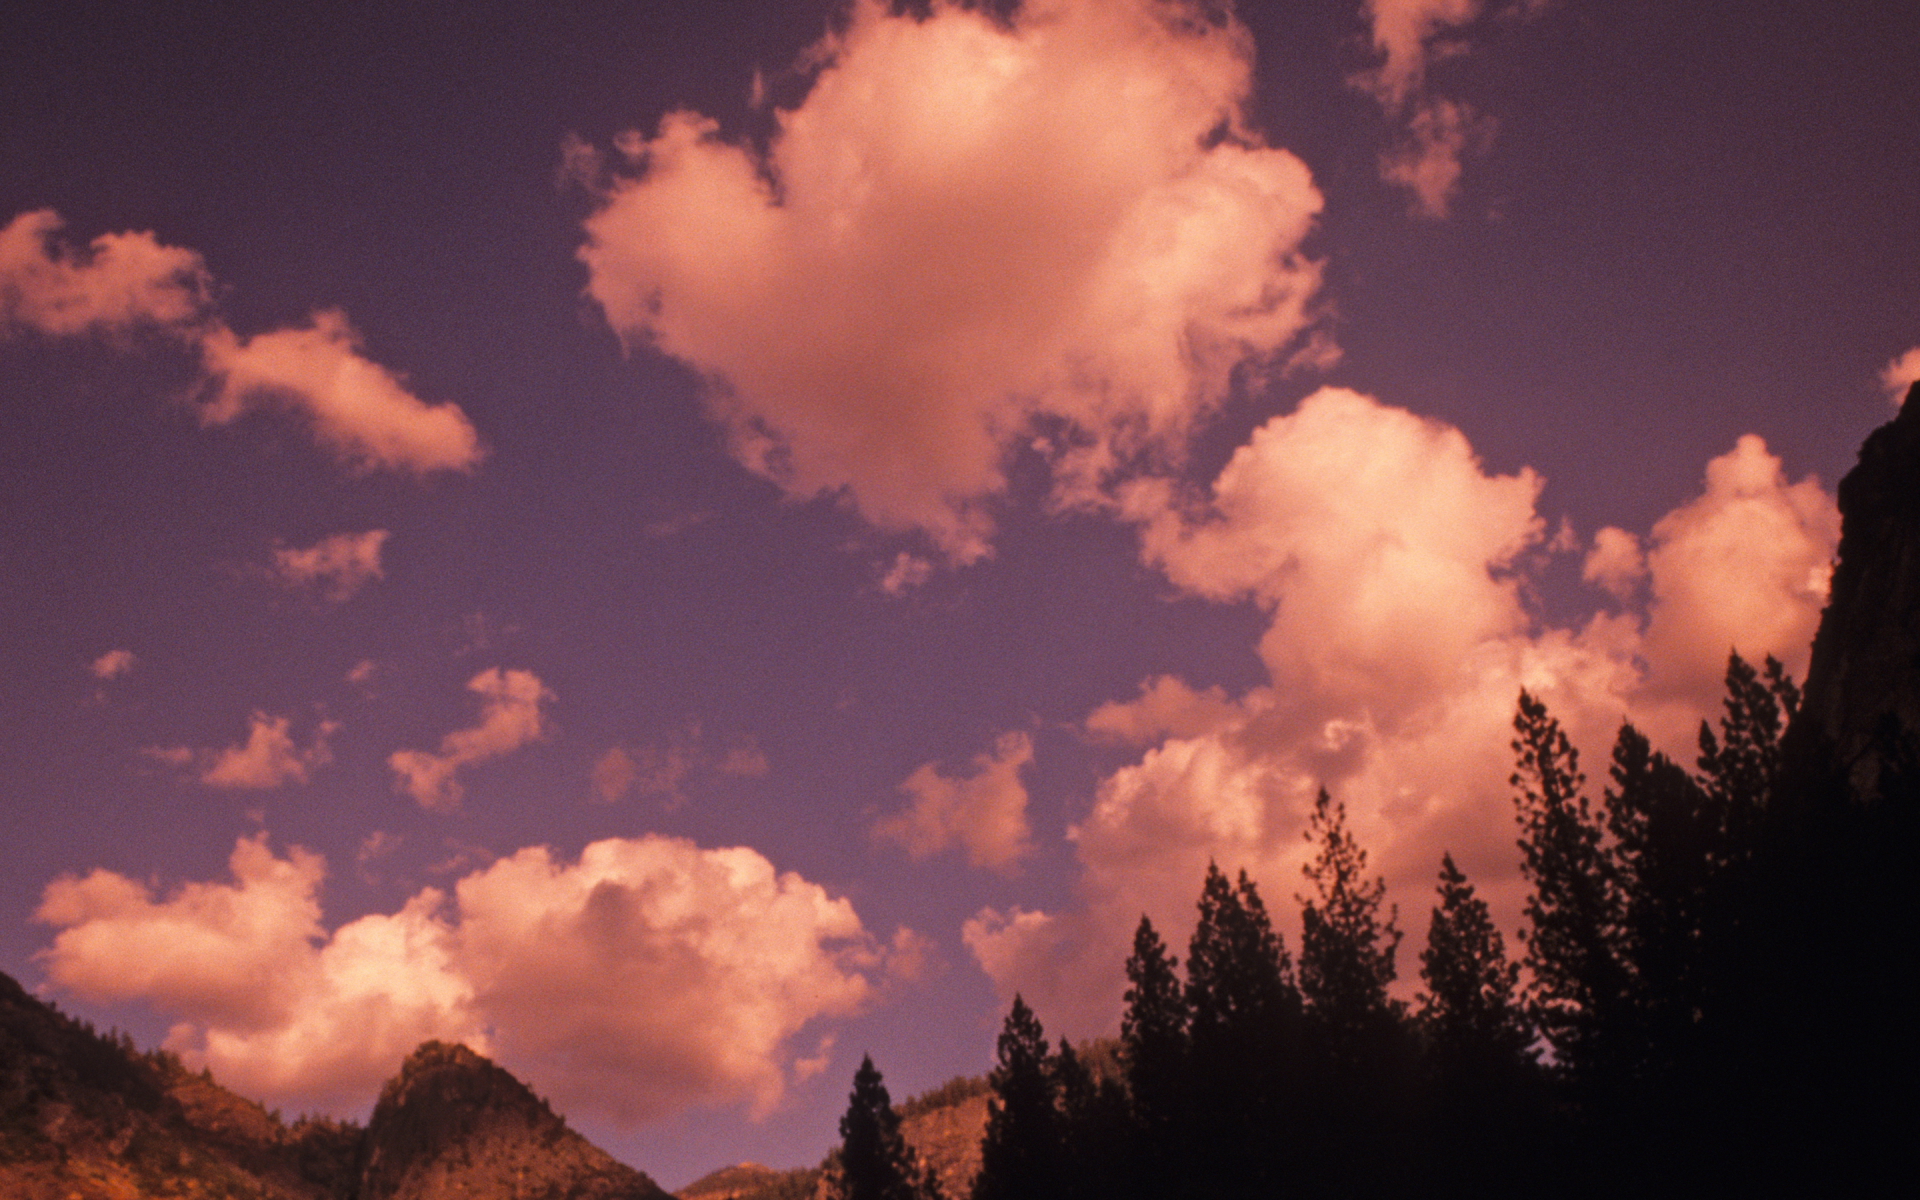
[3, 0, 1916, 1188]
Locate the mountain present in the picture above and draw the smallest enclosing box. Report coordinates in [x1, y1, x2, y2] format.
[0, 971, 668, 1200]
[1795, 379, 1920, 794]
[359, 1041, 668, 1200]
[0, 968, 356, 1199]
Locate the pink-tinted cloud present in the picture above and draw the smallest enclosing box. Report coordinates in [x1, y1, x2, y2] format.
[200, 314, 481, 476]
[0, 209, 209, 336]
[967, 389, 1837, 1035]
[1352, 1, 1501, 218]
[89, 649, 137, 681]
[37, 833, 894, 1122]
[390, 668, 553, 811]
[580, 0, 1324, 561]
[147, 712, 337, 790]
[267, 530, 390, 601]
[875, 731, 1034, 872]
[199, 712, 337, 790]
[0, 209, 481, 475]
[1881, 346, 1920, 402]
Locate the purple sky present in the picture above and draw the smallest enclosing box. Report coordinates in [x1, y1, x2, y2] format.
[4, 0, 1916, 1188]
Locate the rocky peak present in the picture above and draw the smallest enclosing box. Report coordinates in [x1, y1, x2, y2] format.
[1795, 380, 1920, 795]
[359, 1040, 668, 1200]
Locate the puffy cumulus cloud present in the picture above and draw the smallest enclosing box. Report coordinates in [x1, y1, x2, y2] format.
[0, 209, 481, 475]
[37, 833, 891, 1121]
[1882, 346, 1920, 402]
[89, 648, 137, 680]
[1352, 1, 1498, 218]
[0, 209, 210, 336]
[1631, 435, 1838, 727]
[874, 731, 1035, 871]
[968, 390, 1837, 1034]
[200, 315, 482, 476]
[452, 837, 880, 1120]
[580, 0, 1324, 561]
[267, 530, 389, 601]
[390, 668, 553, 811]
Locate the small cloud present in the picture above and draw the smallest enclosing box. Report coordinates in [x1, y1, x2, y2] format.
[590, 746, 640, 805]
[356, 830, 401, 866]
[1881, 346, 1920, 404]
[1582, 526, 1646, 602]
[89, 649, 136, 680]
[346, 659, 380, 690]
[200, 712, 337, 790]
[1, 210, 482, 477]
[718, 741, 770, 778]
[267, 530, 389, 602]
[874, 731, 1035, 872]
[878, 552, 935, 597]
[389, 668, 552, 811]
[1085, 675, 1242, 745]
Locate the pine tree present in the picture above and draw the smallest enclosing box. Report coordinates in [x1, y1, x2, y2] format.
[1298, 788, 1403, 1053]
[834, 1055, 939, 1200]
[1417, 854, 1528, 1071]
[1051, 1039, 1130, 1200]
[1184, 864, 1297, 1197]
[1510, 690, 1629, 1085]
[972, 996, 1059, 1200]
[1119, 914, 1187, 1154]
[1697, 652, 1798, 861]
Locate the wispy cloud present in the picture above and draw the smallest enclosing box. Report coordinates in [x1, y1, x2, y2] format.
[875, 731, 1035, 872]
[266, 530, 389, 602]
[1351, 0, 1502, 218]
[148, 711, 336, 790]
[88, 649, 136, 681]
[389, 668, 553, 811]
[0, 209, 482, 475]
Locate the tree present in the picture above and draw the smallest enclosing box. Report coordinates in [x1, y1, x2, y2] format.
[1696, 652, 1798, 863]
[1417, 854, 1528, 1072]
[1510, 690, 1629, 1083]
[1298, 788, 1403, 1053]
[1119, 914, 1187, 1153]
[834, 1055, 939, 1200]
[1184, 864, 1297, 1197]
[1051, 1038, 1131, 1200]
[972, 996, 1059, 1200]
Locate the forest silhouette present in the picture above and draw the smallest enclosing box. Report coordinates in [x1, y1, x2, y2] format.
[832, 387, 1920, 1200]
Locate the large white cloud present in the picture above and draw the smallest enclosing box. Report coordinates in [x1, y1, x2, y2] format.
[0, 209, 481, 475]
[389, 668, 553, 811]
[580, 0, 1325, 561]
[969, 389, 1839, 1034]
[36, 833, 893, 1121]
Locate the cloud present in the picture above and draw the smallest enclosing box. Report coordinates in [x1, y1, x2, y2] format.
[89, 649, 136, 680]
[1352, 1, 1498, 218]
[267, 530, 389, 601]
[875, 731, 1035, 872]
[200, 314, 482, 476]
[591, 726, 771, 806]
[147, 712, 336, 790]
[199, 712, 337, 790]
[0, 209, 209, 336]
[966, 389, 1838, 1034]
[390, 669, 553, 811]
[1882, 346, 1920, 402]
[879, 552, 935, 597]
[0, 209, 481, 475]
[579, 0, 1325, 561]
[37, 832, 893, 1121]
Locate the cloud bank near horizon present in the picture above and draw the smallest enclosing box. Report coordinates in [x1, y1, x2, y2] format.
[35, 832, 897, 1123]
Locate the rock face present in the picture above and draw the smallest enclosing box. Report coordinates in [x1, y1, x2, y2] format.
[0, 969, 354, 1200]
[1795, 380, 1920, 794]
[359, 1041, 669, 1200]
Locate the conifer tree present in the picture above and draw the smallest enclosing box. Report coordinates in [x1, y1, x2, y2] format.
[1119, 914, 1187, 1153]
[1298, 788, 1403, 1052]
[1510, 690, 1629, 1082]
[1051, 1038, 1130, 1200]
[1184, 864, 1296, 1197]
[1697, 652, 1797, 858]
[1417, 854, 1528, 1071]
[834, 1055, 939, 1200]
[972, 996, 1059, 1200]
